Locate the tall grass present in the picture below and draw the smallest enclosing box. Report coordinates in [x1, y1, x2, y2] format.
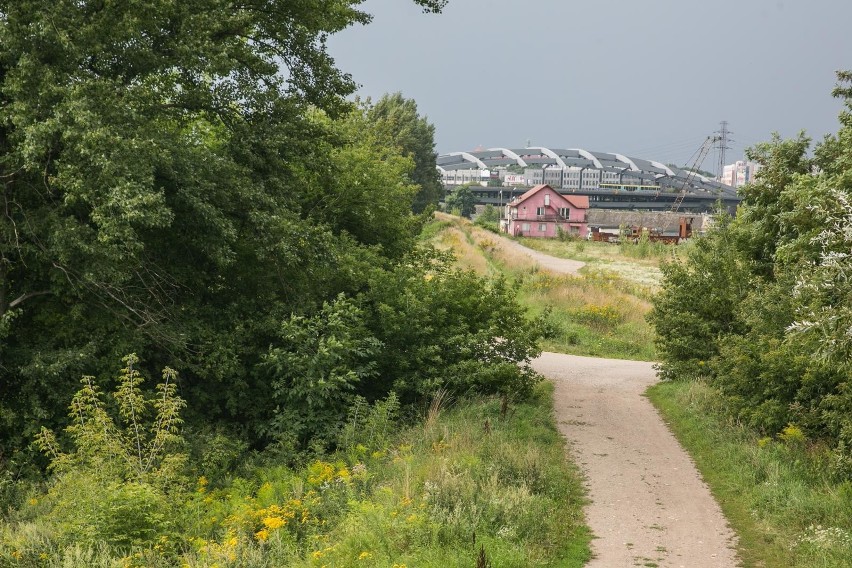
[647, 380, 852, 568]
[426, 214, 657, 361]
[1, 384, 590, 567]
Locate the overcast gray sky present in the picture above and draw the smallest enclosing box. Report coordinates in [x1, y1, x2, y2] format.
[327, 0, 852, 172]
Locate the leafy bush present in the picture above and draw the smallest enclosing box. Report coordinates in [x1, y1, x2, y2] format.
[647, 219, 749, 381]
[363, 252, 544, 403]
[649, 72, 852, 466]
[2, 356, 190, 554]
[474, 204, 501, 233]
[262, 294, 382, 447]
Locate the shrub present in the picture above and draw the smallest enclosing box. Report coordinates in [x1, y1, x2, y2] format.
[572, 304, 623, 331]
[262, 294, 382, 448]
[647, 220, 749, 381]
[27, 355, 188, 550]
[363, 252, 544, 403]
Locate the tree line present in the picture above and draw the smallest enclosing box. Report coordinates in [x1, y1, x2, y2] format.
[0, 0, 543, 468]
[650, 72, 852, 478]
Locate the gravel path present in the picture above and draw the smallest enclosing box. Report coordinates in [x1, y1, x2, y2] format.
[497, 237, 586, 275]
[532, 353, 739, 567]
[486, 227, 738, 565]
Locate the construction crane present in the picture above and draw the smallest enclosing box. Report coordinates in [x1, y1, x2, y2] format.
[671, 135, 720, 212]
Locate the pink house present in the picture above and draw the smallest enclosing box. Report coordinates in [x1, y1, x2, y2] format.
[504, 185, 590, 238]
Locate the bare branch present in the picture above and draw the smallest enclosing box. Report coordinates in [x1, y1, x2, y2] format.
[8, 290, 52, 309]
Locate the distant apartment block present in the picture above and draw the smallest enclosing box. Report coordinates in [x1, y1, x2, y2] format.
[720, 160, 761, 187]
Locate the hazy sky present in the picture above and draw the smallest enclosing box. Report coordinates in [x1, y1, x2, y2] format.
[327, 0, 852, 172]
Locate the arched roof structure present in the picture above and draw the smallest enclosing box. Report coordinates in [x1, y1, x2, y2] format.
[436, 146, 737, 198]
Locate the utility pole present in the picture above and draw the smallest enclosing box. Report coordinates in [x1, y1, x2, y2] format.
[715, 121, 733, 181]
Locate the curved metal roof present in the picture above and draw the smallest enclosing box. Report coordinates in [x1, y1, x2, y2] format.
[436, 146, 737, 197]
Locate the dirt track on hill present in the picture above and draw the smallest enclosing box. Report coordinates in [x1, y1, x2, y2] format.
[476, 220, 738, 565]
[497, 237, 586, 275]
[532, 353, 739, 567]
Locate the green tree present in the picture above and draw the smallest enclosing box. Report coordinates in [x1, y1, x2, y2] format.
[293, 104, 422, 259]
[445, 183, 477, 218]
[650, 71, 852, 465]
[367, 92, 443, 213]
[0, 0, 447, 456]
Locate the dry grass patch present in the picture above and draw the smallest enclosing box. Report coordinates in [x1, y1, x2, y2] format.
[518, 238, 671, 289]
[542, 283, 651, 327]
[423, 213, 657, 360]
[482, 241, 537, 270]
[429, 214, 538, 275]
[435, 226, 490, 274]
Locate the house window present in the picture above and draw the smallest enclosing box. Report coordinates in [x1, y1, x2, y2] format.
[539, 223, 548, 232]
[559, 207, 570, 218]
[536, 207, 545, 216]
[544, 193, 550, 206]
[522, 223, 530, 231]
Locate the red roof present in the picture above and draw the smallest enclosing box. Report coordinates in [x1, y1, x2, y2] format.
[514, 184, 549, 203]
[563, 194, 589, 209]
[510, 184, 589, 210]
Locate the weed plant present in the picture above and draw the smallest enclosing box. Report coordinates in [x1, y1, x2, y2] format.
[0, 383, 590, 567]
[517, 270, 656, 361]
[647, 380, 852, 568]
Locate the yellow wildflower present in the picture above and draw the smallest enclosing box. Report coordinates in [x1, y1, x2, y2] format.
[307, 461, 336, 485]
[255, 529, 269, 542]
[358, 551, 373, 560]
[263, 516, 286, 530]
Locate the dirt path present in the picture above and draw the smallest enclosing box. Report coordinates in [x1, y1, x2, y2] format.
[496, 236, 586, 275]
[532, 353, 739, 567]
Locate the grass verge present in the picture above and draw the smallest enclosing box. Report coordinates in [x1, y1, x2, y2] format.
[647, 380, 852, 568]
[1, 383, 590, 567]
[426, 214, 657, 361]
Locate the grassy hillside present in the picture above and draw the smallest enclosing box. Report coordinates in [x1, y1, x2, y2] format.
[427, 214, 658, 361]
[1, 384, 590, 567]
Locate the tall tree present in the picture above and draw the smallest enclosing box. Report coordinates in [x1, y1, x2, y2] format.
[367, 92, 443, 213]
[0, 0, 447, 455]
[445, 183, 476, 218]
[650, 71, 852, 459]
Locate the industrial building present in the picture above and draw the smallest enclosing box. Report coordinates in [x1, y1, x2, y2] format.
[437, 146, 740, 213]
